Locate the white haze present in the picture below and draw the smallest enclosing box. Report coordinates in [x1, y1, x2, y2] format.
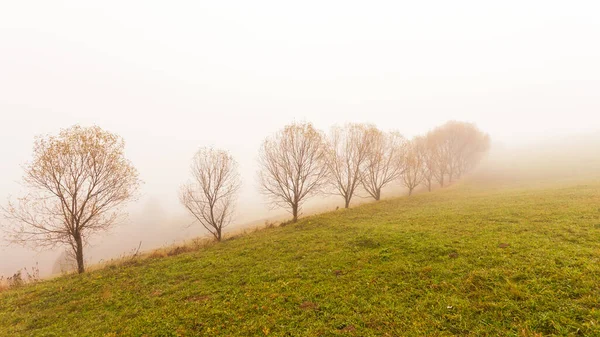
[1, 1, 600, 276]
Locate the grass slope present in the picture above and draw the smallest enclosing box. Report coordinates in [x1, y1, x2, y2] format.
[2, 180, 600, 336]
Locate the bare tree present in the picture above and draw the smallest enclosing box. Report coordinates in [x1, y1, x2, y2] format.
[258, 122, 328, 222]
[452, 125, 490, 179]
[420, 135, 438, 192]
[426, 121, 490, 186]
[179, 147, 241, 242]
[324, 123, 373, 208]
[443, 122, 464, 183]
[429, 130, 451, 188]
[2, 125, 140, 274]
[401, 138, 425, 196]
[361, 129, 406, 200]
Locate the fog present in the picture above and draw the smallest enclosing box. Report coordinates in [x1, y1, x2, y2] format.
[1, 1, 600, 277]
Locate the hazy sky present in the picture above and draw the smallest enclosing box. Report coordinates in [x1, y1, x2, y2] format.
[1, 1, 600, 275]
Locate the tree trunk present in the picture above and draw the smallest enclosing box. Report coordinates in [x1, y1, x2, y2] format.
[344, 197, 350, 209]
[440, 175, 445, 187]
[408, 187, 413, 196]
[374, 189, 381, 201]
[292, 203, 298, 223]
[216, 228, 222, 242]
[74, 232, 85, 274]
[427, 179, 432, 192]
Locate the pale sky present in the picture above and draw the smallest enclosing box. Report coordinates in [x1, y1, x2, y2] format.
[1, 1, 600, 275]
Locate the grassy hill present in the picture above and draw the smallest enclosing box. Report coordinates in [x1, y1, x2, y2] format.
[2, 178, 600, 336]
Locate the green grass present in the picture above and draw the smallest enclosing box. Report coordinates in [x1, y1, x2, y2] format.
[2, 179, 600, 336]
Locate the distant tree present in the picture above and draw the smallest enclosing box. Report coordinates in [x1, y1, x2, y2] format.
[429, 129, 451, 187]
[258, 122, 329, 222]
[52, 250, 77, 275]
[453, 127, 490, 179]
[179, 147, 241, 242]
[401, 138, 425, 196]
[2, 125, 140, 274]
[426, 126, 454, 187]
[426, 121, 490, 185]
[324, 123, 373, 208]
[420, 135, 438, 192]
[361, 129, 406, 200]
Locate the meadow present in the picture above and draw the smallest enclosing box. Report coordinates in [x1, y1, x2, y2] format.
[1, 176, 600, 336]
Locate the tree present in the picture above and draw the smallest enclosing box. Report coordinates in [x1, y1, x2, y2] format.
[179, 147, 241, 242]
[2, 125, 140, 274]
[420, 135, 438, 192]
[324, 123, 374, 208]
[361, 129, 406, 200]
[426, 121, 490, 186]
[258, 122, 329, 222]
[452, 125, 490, 179]
[401, 138, 425, 196]
[428, 129, 451, 187]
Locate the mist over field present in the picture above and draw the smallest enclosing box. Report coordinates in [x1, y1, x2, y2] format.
[1, 130, 598, 278]
[1, 1, 600, 279]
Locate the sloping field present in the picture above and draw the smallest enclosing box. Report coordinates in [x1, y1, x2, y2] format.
[1, 179, 600, 336]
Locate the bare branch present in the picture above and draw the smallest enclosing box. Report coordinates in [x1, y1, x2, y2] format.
[360, 128, 406, 201]
[323, 123, 375, 208]
[179, 148, 241, 241]
[1, 125, 141, 273]
[257, 122, 328, 222]
[427, 121, 491, 185]
[400, 137, 426, 196]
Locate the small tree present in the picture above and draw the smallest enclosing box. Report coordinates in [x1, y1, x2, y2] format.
[258, 122, 328, 222]
[401, 138, 425, 196]
[361, 129, 406, 200]
[179, 147, 241, 242]
[324, 123, 373, 208]
[2, 125, 140, 274]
